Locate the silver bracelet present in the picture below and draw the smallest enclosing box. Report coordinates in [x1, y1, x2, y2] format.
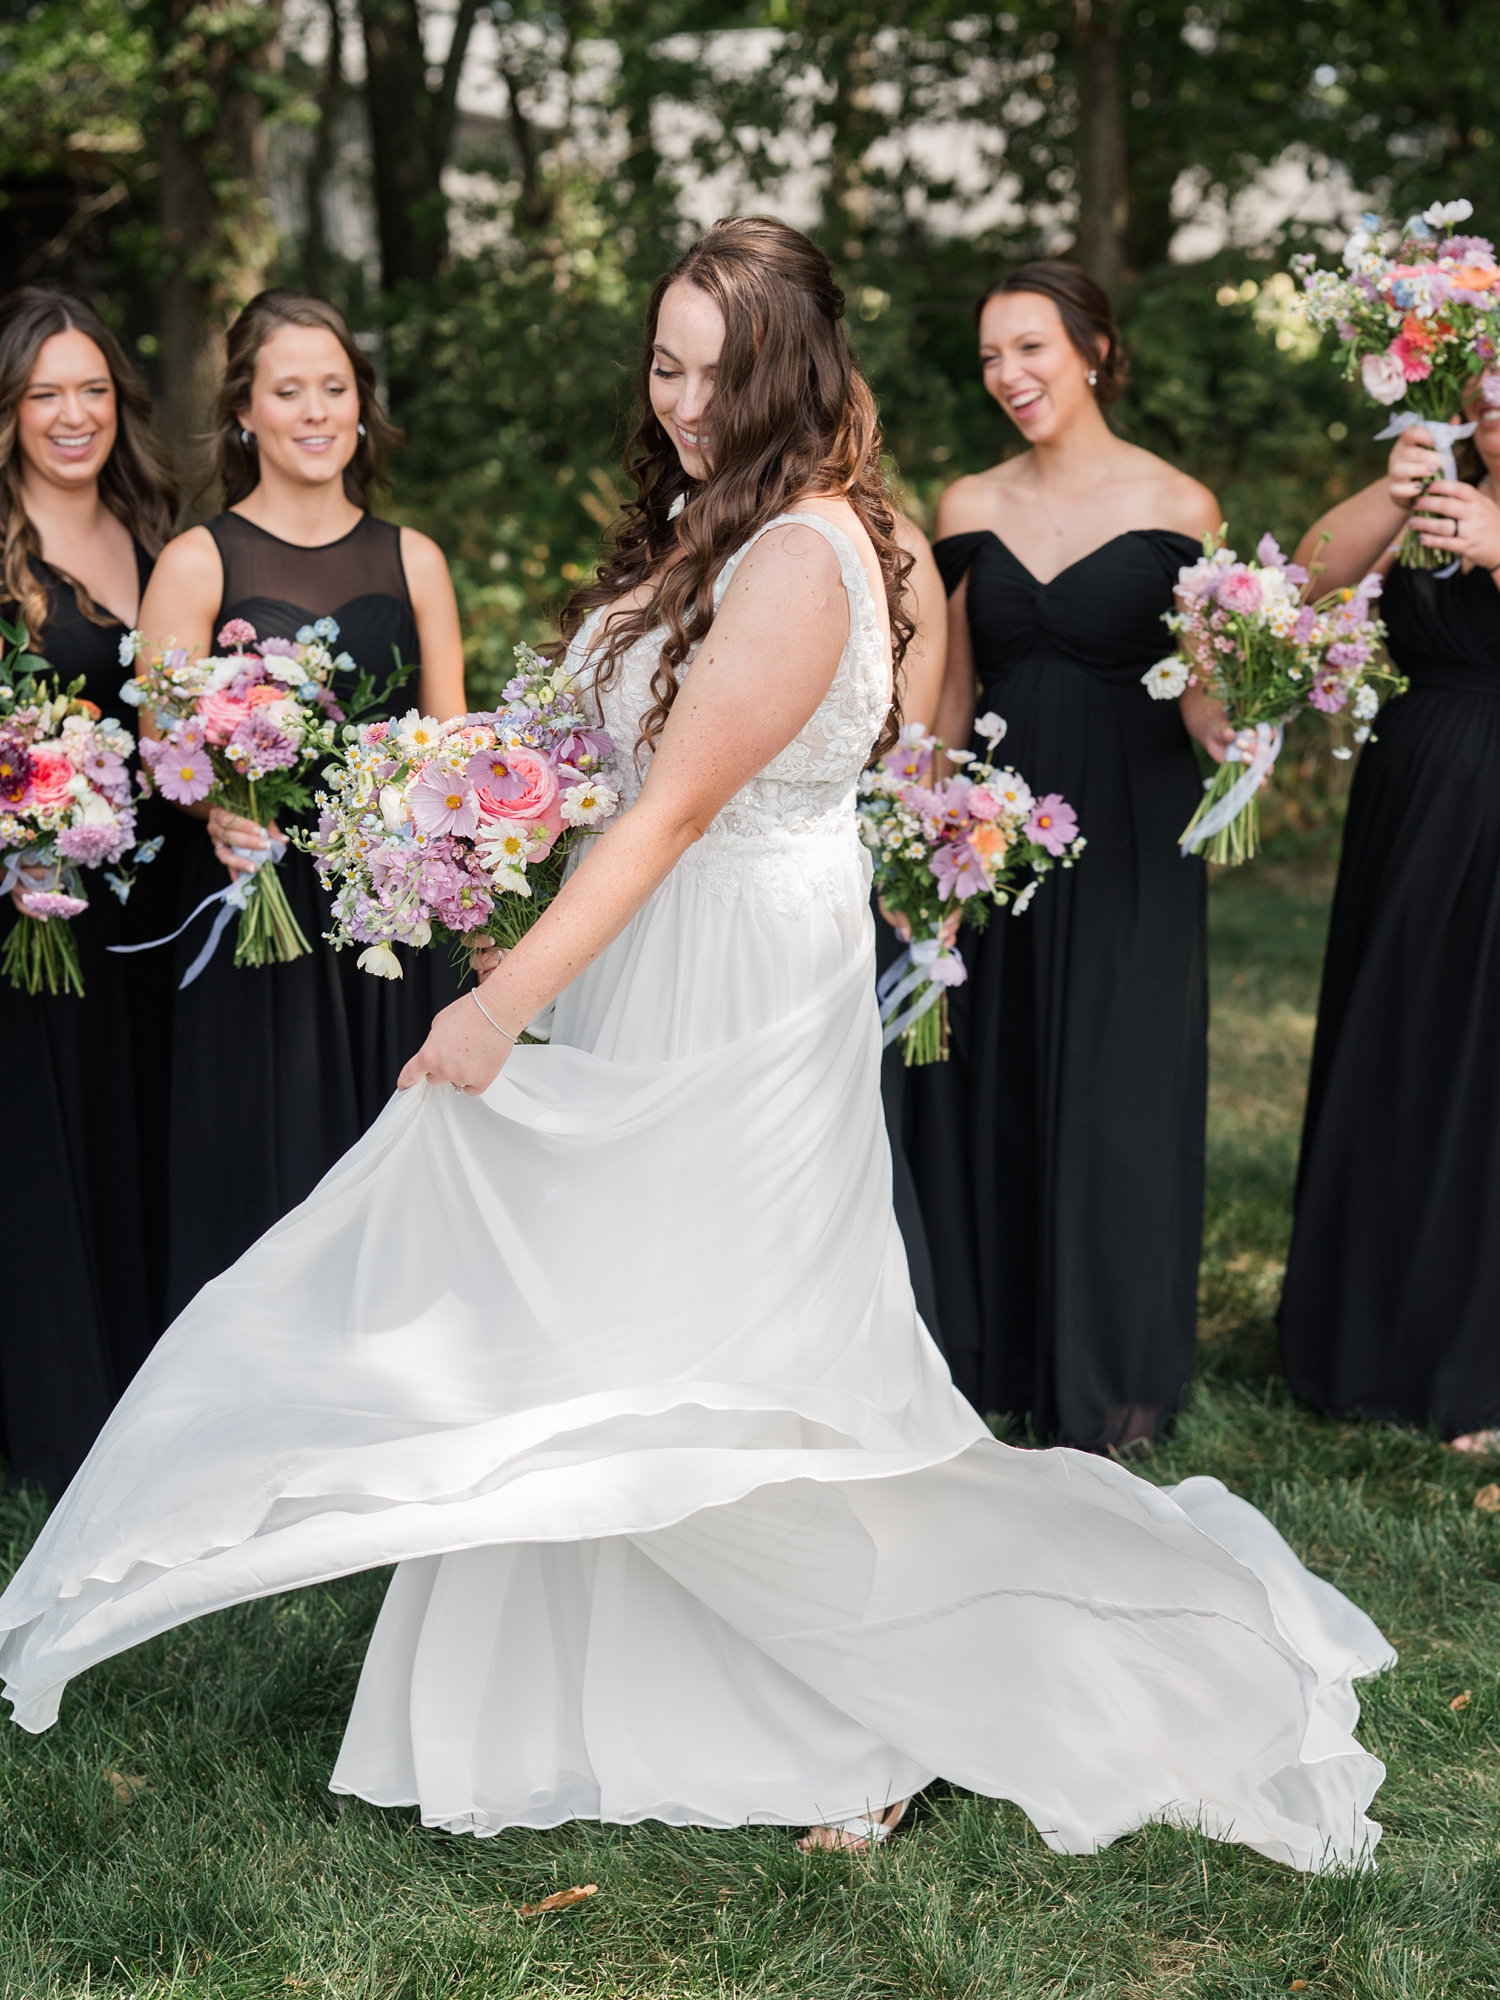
[471, 988, 518, 1046]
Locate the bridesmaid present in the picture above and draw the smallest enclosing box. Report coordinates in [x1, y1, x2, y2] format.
[0, 286, 181, 1494]
[139, 289, 466, 1316]
[878, 514, 948, 1337]
[904, 260, 1229, 1451]
[1280, 394, 1500, 1451]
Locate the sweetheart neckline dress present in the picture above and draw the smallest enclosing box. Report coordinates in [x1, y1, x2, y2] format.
[0, 514, 1391, 1869]
[905, 528, 1209, 1450]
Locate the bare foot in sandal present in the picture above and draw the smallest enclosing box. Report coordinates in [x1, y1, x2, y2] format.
[797, 1800, 907, 1852]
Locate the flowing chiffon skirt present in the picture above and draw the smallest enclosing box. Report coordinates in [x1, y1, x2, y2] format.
[0, 827, 1392, 1868]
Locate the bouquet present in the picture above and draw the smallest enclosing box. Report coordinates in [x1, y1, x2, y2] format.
[858, 715, 1085, 1065]
[0, 616, 156, 997]
[306, 643, 620, 995]
[122, 617, 360, 972]
[1144, 530, 1400, 867]
[1296, 197, 1500, 566]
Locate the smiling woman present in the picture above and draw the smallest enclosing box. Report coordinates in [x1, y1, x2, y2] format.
[0, 286, 181, 1495]
[902, 260, 1230, 1454]
[135, 290, 469, 1319]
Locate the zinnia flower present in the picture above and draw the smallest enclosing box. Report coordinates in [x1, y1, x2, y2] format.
[410, 767, 481, 837]
[1026, 794, 1079, 856]
[156, 746, 214, 805]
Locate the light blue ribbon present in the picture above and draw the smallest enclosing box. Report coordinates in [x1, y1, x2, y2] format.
[1374, 412, 1478, 577]
[1181, 723, 1282, 856]
[108, 839, 286, 988]
[876, 936, 966, 1047]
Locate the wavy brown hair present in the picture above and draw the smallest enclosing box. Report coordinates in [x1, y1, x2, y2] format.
[561, 216, 912, 758]
[0, 287, 177, 646]
[207, 289, 403, 508]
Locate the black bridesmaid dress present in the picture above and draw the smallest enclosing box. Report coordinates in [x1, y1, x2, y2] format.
[0, 549, 187, 1494]
[1280, 562, 1500, 1438]
[165, 511, 464, 1316]
[903, 530, 1208, 1449]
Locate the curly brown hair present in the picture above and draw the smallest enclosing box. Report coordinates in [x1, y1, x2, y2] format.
[977, 260, 1129, 406]
[0, 286, 177, 647]
[560, 216, 912, 759]
[207, 289, 403, 508]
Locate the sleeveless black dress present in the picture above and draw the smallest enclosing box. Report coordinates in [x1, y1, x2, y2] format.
[1280, 562, 1500, 1438]
[0, 549, 188, 1495]
[165, 512, 464, 1316]
[903, 531, 1207, 1449]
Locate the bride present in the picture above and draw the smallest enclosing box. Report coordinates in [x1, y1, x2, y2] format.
[0, 218, 1392, 1866]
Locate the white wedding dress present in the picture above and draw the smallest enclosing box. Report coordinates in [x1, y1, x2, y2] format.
[0, 514, 1393, 1867]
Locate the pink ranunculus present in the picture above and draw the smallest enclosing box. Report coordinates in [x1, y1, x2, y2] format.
[1026, 793, 1079, 856]
[410, 766, 481, 837]
[1308, 674, 1348, 714]
[27, 748, 75, 812]
[1361, 349, 1408, 405]
[966, 787, 1002, 821]
[198, 691, 252, 744]
[1216, 566, 1262, 615]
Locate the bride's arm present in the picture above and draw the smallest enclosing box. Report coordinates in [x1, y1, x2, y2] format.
[399, 521, 856, 1093]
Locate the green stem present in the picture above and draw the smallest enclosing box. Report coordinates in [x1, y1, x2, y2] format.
[1, 913, 84, 996]
[232, 857, 311, 968]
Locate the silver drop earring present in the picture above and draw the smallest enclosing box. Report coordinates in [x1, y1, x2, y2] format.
[240, 427, 255, 446]
[1087, 369, 1098, 387]
[358, 422, 366, 437]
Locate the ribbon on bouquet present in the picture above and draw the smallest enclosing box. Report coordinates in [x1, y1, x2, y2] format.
[876, 935, 967, 1047]
[1181, 721, 1283, 857]
[108, 838, 286, 989]
[1374, 411, 1479, 577]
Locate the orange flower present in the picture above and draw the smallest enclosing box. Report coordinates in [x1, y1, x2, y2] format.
[970, 822, 1009, 868]
[1452, 265, 1500, 291]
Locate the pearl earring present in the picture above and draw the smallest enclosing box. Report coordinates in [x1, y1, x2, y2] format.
[1087, 369, 1098, 387]
[358, 422, 366, 438]
[240, 427, 256, 446]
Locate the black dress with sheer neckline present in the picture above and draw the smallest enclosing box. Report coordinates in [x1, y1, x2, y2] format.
[902, 528, 1207, 1450]
[0, 546, 189, 1494]
[1280, 561, 1500, 1438]
[166, 511, 464, 1317]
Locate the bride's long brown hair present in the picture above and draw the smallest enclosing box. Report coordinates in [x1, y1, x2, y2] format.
[560, 216, 911, 758]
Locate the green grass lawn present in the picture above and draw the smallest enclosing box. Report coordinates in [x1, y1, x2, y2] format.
[3, 850, 1498, 1999]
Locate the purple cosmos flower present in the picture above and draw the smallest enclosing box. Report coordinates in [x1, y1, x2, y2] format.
[410, 767, 481, 837]
[1309, 674, 1349, 714]
[155, 746, 214, 804]
[932, 840, 990, 900]
[1026, 794, 1079, 856]
[1255, 532, 1310, 587]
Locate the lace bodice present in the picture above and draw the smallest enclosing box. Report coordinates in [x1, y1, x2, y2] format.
[566, 512, 891, 914]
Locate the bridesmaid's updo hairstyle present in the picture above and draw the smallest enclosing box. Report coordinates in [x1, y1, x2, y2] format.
[0, 286, 177, 646]
[561, 215, 913, 759]
[209, 289, 402, 507]
[978, 261, 1128, 406]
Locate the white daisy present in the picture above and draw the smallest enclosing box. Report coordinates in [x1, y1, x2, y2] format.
[1142, 656, 1190, 700]
[394, 710, 443, 758]
[560, 778, 620, 826]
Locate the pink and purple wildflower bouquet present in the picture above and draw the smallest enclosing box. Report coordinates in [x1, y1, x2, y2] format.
[1144, 530, 1400, 867]
[306, 644, 619, 995]
[0, 616, 153, 997]
[1296, 197, 1500, 567]
[859, 716, 1084, 1065]
[122, 616, 353, 968]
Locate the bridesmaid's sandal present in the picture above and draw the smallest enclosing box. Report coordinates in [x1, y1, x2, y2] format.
[1446, 1431, 1500, 1457]
[797, 1799, 908, 1853]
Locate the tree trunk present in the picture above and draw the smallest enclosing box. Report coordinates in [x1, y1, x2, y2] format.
[358, 0, 445, 292]
[1071, 0, 1128, 296]
[152, 0, 284, 499]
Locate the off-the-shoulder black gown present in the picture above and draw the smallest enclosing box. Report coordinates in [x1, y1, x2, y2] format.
[165, 512, 464, 1316]
[903, 530, 1207, 1449]
[0, 551, 188, 1493]
[1280, 561, 1500, 1438]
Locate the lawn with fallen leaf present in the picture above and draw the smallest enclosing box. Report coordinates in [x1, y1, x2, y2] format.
[1, 836, 1497, 1998]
